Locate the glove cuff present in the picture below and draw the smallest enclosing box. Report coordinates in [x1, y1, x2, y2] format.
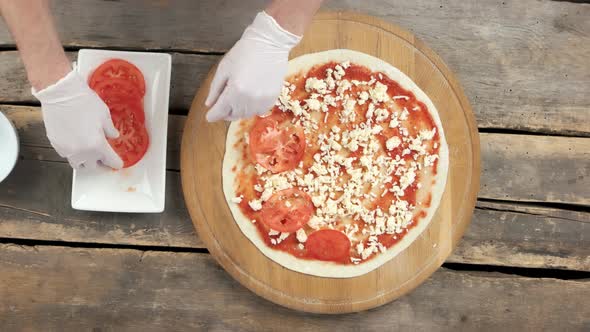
[245, 11, 302, 50]
[32, 64, 89, 103]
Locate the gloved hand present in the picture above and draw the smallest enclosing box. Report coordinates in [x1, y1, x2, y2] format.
[205, 11, 301, 122]
[32, 66, 123, 169]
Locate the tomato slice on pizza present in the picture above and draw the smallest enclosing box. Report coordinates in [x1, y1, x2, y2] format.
[249, 113, 306, 173]
[260, 188, 314, 233]
[306, 229, 351, 263]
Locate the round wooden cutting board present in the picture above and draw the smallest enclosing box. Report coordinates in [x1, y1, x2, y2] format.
[181, 12, 480, 314]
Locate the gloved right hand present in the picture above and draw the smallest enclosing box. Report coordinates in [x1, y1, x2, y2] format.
[205, 11, 301, 122]
[32, 66, 123, 169]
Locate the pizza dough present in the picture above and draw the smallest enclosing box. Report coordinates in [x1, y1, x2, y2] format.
[222, 49, 449, 278]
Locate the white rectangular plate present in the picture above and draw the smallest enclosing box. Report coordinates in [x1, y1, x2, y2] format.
[72, 49, 171, 212]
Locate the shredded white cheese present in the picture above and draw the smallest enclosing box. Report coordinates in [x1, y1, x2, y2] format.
[248, 199, 262, 211]
[242, 61, 441, 263]
[296, 229, 308, 243]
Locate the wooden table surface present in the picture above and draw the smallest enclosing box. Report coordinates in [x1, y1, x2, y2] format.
[0, 0, 588, 330]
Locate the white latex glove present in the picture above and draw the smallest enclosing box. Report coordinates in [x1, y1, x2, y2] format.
[205, 11, 301, 122]
[32, 66, 123, 169]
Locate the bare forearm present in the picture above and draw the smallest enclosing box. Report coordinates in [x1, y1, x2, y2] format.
[0, 0, 70, 90]
[266, 0, 323, 36]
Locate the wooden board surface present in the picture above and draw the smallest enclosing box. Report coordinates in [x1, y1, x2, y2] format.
[181, 12, 480, 313]
[0, 0, 588, 327]
[0, 0, 588, 136]
[0, 51, 217, 112]
[4, 105, 588, 205]
[0, 244, 588, 331]
[2, 106, 589, 272]
[2, 156, 589, 272]
[480, 133, 590, 205]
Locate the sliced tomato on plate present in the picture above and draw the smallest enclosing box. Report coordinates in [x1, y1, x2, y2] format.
[108, 109, 149, 168]
[92, 78, 143, 105]
[100, 90, 140, 110]
[89, 59, 146, 96]
[249, 113, 305, 173]
[305, 229, 351, 262]
[260, 188, 314, 232]
[108, 97, 145, 124]
[88, 58, 149, 169]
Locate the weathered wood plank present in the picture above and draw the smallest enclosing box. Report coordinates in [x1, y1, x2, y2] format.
[2, 105, 590, 270]
[0, 0, 266, 52]
[1, 106, 201, 247]
[2, 105, 185, 171]
[2, 158, 587, 271]
[338, 0, 590, 136]
[450, 201, 590, 271]
[0, 51, 216, 112]
[0, 245, 587, 331]
[0, 158, 197, 248]
[5, 106, 588, 205]
[3, 156, 589, 270]
[480, 133, 590, 205]
[0, 0, 587, 135]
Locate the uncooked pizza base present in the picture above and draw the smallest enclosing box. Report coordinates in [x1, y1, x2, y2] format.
[222, 49, 449, 278]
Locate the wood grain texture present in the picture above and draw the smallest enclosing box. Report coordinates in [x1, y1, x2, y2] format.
[3, 106, 589, 271]
[4, 106, 588, 205]
[480, 133, 590, 205]
[2, 157, 588, 271]
[0, 0, 587, 135]
[0, 159, 196, 248]
[0, 0, 585, 324]
[181, 12, 480, 313]
[0, 0, 265, 52]
[1, 105, 195, 247]
[0, 245, 588, 331]
[0, 51, 216, 111]
[2, 105, 185, 171]
[450, 201, 590, 270]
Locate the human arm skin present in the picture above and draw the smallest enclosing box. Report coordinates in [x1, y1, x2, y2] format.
[0, 0, 71, 90]
[0, 0, 122, 169]
[266, 0, 324, 35]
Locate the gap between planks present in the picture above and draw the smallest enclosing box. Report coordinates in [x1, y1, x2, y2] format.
[2, 108, 588, 272]
[0, 44, 225, 56]
[477, 198, 590, 218]
[0, 237, 588, 281]
[0, 243, 587, 330]
[0, 102, 588, 138]
[477, 127, 590, 139]
[0, 0, 587, 137]
[10, 130, 590, 208]
[6, 106, 588, 206]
